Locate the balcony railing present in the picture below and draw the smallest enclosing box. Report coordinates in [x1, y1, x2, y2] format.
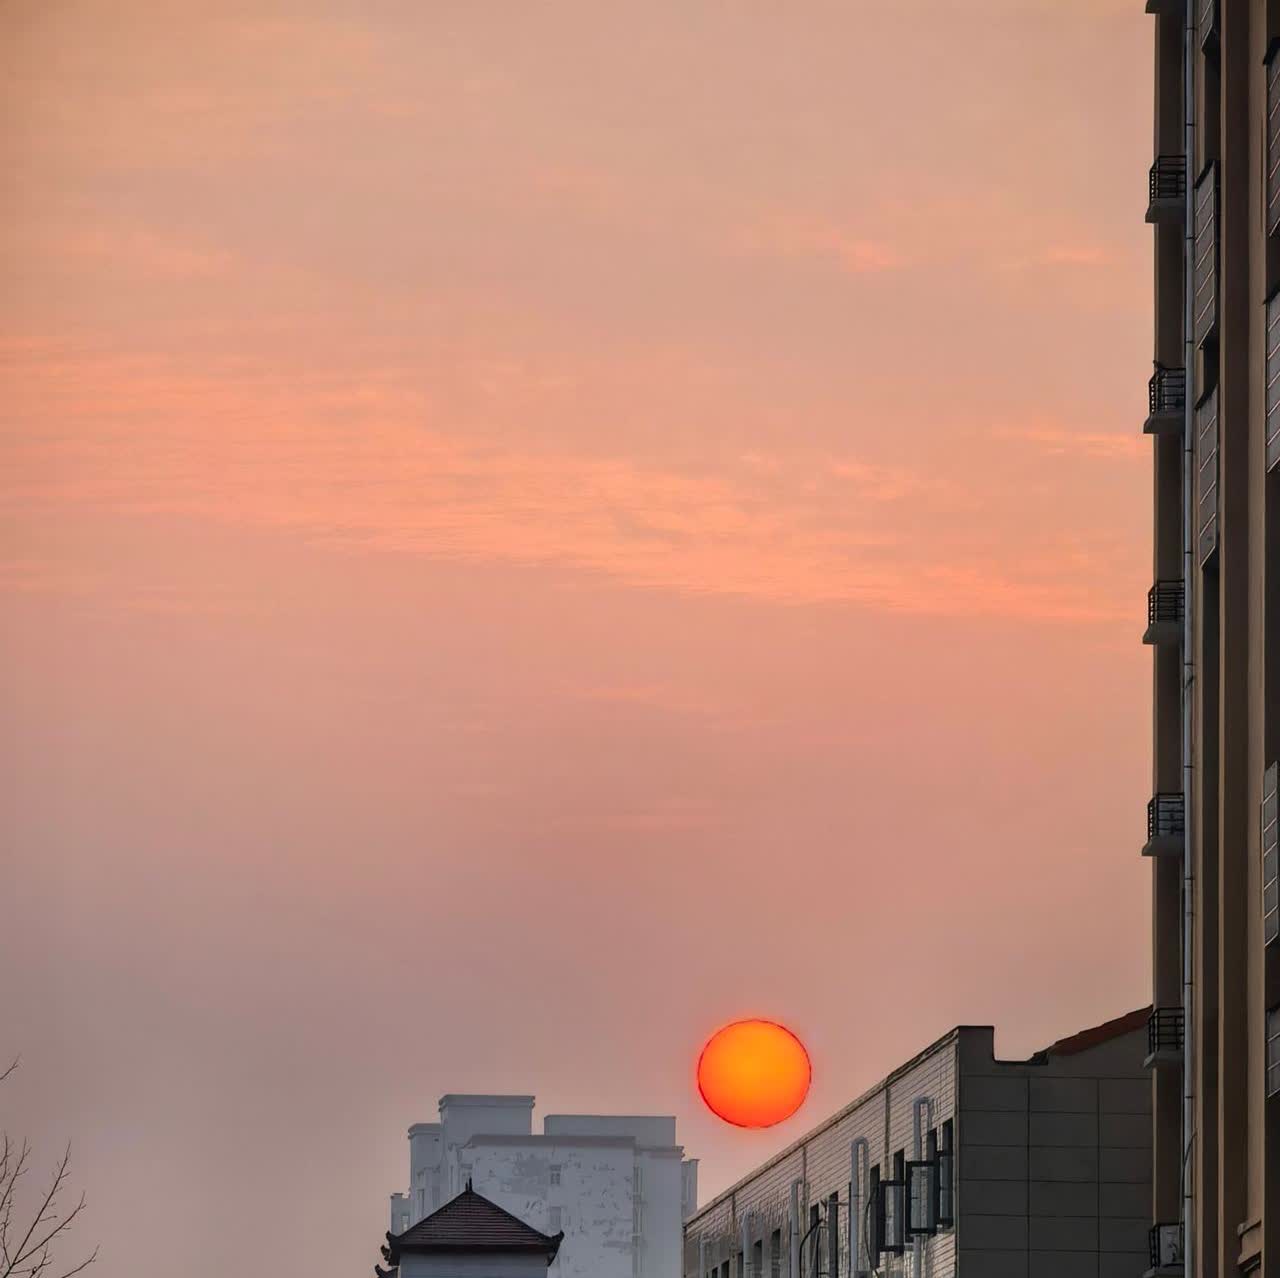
[1147, 156, 1187, 221]
[1148, 580, 1184, 625]
[1150, 1222, 1183, 1271]
[1148, 1008, 1184, 1056]
[1148, 367, 1186, 417]
[1147, 793, 1185, 841]
[1144, 581, 1184, 645]
[1145, 367, 1186, 435]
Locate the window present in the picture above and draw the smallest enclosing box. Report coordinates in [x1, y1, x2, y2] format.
[1193, 166, 1218, 347]
[906, 1150, 936, 1239]
[826, 1193, 840, 1278]
[752, 1239, 763, 1278]
[866, 1165, 881, 1259]
[935, 1121, 954, 1229]
[1268, 293, 1280, 472]
[549, 1207, 563, 1232]
[550, 1165, 562, 1187]
[770, 1229, 781, 1278]
[809, 1205, 820, 1278]
[1197, 387, 1219, 564]
[1264, 764, 1279, 945]
[1268, 43, 1280, 236]
[1268, 1008, 1280, 1098]
[873, 1157, 906, 1259]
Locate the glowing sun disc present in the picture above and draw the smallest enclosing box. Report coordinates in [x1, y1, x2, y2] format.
[697, 1019, 811, 1128]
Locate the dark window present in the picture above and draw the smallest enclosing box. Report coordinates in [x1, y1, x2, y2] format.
[936, 1121, 954, 1229]
[906, 1148, 937, 1239]
[1197, 387, 1219, 564]
[752, 1239, 763, 1278]
[874, 1155, 906, 1258]
[1193, 166, 1218, 347]
[1268, 1008, 1280, 1098]
[770, 1229, 781, 1278]
[1264, 763, 1279, 945]
[867, 1165, 881, 1261]
[1267, 293, 1280, 472]
[827, 1193, 840, 1278]
[1268, 44, 1280, 236]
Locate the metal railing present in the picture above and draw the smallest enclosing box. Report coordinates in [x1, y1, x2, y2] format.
[1148, 367, 1186, 417]
[1147, 793, 1186, 841]
[1148, 580, 1185, 627]
[1149, 155, 1187, 205]
[1150, 1222, 1183, 1269]
[1148, 1008, 1184, 1058]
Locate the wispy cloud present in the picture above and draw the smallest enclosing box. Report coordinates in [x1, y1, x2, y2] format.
[57, 227, 233, 279]
[996, 423, 1144, 461]
[1, 348, 1134, 623]
[733, 215, 905, 275]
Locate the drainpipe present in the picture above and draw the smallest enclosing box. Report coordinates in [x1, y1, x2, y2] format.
[789, 1180, 803, 1278]
[849, 1139, 869, 1278]
[1181, 0, 1196, 1275]
[911, 1097, 935, 1278]
[740, 1209, 756, 1278]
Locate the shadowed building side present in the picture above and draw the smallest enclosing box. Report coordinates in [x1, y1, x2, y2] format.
[683, 1011, 1151, 1278]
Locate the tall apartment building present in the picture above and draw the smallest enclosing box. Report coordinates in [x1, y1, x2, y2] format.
[1143, 0, 1280, 1274]
[387, 1094, 698, 1278]
[683, 1011, 1152, 1278]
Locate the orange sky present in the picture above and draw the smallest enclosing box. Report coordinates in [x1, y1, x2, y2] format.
[2, 4, 1154, 1277]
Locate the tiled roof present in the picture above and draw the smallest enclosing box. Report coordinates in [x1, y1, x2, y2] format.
[387, 1186, 562, 1262]
[1041, 1006, 1151, 1057]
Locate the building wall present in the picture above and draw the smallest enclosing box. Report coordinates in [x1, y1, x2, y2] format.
[467, 1140, 636, 1278]
[956, 1024, 1150, 1278]
[683, 1030, 959, 1278]
[389, 1098, 690, 1278]
[398, 1251, 549, 1278]
[1146, 1, 1280, 1273]
[683, 1021, 1149, 1278]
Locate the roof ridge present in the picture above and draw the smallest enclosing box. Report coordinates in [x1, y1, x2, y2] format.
[387, 1184, 562, 1261]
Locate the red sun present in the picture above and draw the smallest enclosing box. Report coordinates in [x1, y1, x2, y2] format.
[697, 1019, 812, 1128]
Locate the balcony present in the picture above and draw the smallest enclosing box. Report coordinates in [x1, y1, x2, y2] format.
[1142, 793, 1185, 859]
[1144, 1008, 1183, 1069]
[1146, 156, 1186, 224]
[1146, 1222, 1183, 1277]
[1144, 366, 1185, 436]
[1143, 580, 1184, 645]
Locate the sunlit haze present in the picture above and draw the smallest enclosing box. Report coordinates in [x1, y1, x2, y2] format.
[3, 4, 1152, 1278]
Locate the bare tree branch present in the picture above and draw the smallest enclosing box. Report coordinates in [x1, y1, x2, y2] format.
[0, 1064, 95, 1278]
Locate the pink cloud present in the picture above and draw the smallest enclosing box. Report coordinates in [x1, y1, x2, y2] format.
[733, 215, 905, 274]
[2, 348, 1134, 624]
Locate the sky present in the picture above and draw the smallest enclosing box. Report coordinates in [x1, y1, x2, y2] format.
[2, 3, 1154, 1277]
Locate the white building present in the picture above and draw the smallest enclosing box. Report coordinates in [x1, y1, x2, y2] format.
[389, 1094, 698, 1278]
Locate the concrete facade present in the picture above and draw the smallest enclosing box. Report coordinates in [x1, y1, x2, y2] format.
[1144, 1, 1280, 1274]
[398, 1253, 550, 1278]
[682, 1012, 1150, 1278]
[388, 1095, 696, 1278]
